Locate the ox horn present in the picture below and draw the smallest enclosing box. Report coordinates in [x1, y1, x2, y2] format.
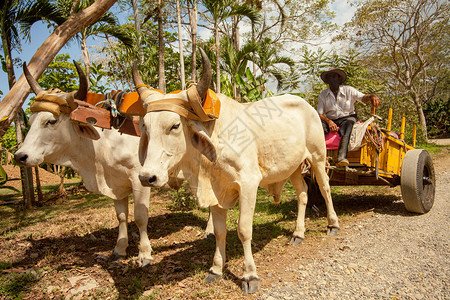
[196, 48, 212, 99]
[132, 61, 148, 102]
[132, 60, 146, 91]
[23, 62, 43, 95]
[73, 61, 88, 100]
[132, 61, 162, 104]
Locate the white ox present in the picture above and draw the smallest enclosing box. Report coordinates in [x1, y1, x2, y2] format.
[14, 63, 154, 266]
[132, 49, 340, 293]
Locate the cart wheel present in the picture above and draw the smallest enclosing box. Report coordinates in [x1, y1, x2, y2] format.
[400, 149, 435, 214]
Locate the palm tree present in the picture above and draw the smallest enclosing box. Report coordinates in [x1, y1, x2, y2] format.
[1, 0, 63, 89]
[176, 0, 185, 89]
[201, 0, 260, 92]
[187, 0, 198, 82]
[220, 37, 258, 99]
[131, 0, 143, 63]
[252, 37, 296, 94]
[45, 0, 133, 89]
[0, 0, 117, 138]
[1, 0, 64, 208]
[157, 0, 166, 92]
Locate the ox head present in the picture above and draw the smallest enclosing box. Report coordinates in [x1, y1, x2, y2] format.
[133, 48, 216, 187]
[14, 62, 99, 166]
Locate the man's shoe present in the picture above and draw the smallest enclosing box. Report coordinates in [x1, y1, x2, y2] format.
[336, 159, 349, 167]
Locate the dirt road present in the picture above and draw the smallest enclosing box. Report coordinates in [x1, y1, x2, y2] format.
[260, 150, 449, 299]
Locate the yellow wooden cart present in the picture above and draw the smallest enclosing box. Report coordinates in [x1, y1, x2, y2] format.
[309, 108, 435, 214]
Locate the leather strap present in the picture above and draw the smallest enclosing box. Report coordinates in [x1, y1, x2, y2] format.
[31, 90, 76, 116]
[146, 98, 201, 121]
[186, 86, 215, 122]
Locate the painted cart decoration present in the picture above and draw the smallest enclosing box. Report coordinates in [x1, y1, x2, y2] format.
[310, 108, 435, 214]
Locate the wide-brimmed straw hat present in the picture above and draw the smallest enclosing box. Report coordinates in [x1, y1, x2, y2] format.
[320, 67, 347, 84]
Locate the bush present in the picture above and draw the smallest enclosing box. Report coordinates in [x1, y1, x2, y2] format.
[424, 98, 450, 138]
[168, 181, 197, 211]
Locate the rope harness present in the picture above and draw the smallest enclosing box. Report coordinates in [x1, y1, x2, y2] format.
[30, 89, 77, 116]
[365, 122, 384, 152]
[95, 90, 128, 129]
[144, 85, 220, 122]
[28, 83, 220, 139]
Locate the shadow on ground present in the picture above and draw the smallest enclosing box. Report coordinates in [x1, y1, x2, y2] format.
[1, 184, 411, 298]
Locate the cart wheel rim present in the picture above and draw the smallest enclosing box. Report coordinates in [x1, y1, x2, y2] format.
[421, 162, 435, 211]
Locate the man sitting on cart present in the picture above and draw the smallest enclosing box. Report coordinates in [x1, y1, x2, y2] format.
[317, 67, 380, 167]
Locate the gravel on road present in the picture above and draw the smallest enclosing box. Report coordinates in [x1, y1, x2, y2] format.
[259, 151, 449, 300]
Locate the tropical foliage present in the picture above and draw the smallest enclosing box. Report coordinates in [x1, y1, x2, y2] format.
[0, 0, 448, 204]
[340, 0, 449, 140]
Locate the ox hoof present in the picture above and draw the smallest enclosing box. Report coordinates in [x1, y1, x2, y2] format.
[327, 226, 340, 236]
[242, 276, 261, 294]
[109, 252, 126, 262]
[203, 232, 215, 240]
[289, 236, 304, 246]
[141, 258, 154, 268]
[205, 271, 222, 283]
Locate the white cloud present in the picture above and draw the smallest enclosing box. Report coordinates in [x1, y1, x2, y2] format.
[332, 0, 357, 26]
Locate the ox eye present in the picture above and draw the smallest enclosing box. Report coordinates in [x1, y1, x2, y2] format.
[46, 119, 57, 125]
[170, 123, 180, 131]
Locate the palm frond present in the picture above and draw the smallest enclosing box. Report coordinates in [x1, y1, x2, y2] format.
[18, 0, 66, 41]
[87, 23, 134, 48]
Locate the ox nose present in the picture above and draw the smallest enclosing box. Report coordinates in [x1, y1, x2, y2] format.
[14, 153, 28, 165]
[139, 174, 158, 186]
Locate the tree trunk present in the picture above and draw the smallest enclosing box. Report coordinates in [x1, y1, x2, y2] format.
[58, 166, 67, 201]
[1, 36, 15, 90]
[105, 34, 133, 91]
[232, 16, 239, 51]
[412, 93, 429, 142]
[176, 0, 185, 89]
[252, 23, 256, 75]
[215, 25, 220, 93]
[14, 110, 35, 209]
[81, 32, 91, 90]
[34, 166, 43, 202]
[188, 1, 198, 82]
[157, 0, 166, 92]
[2, 34, 35, 208]
[132, 0, 143, 63]
[0, 0, 118, 138]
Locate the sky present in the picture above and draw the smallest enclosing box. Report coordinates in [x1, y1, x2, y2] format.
[0, 1, 356, 106]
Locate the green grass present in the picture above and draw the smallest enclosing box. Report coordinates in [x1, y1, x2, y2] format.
[415, 142, 447, 153]
[0, 185, 112, 239]
[0, 269, 41, 299]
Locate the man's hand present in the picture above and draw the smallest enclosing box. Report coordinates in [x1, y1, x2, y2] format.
[362, 94, 381, 109]
[327, 119, 339, 132]
[371, 95, 381, 108]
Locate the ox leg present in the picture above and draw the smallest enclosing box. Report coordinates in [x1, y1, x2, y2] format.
[238, 185, 260, 294]
[112, 197, 129, 260]
[205, 205, 227, 283]
[289, 170, 308, 245]
[311, 159, 340, 235]
[203, 208, 215, 239]
[133, 188, 153, 267]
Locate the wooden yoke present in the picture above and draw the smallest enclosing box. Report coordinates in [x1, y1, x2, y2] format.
[70, 100, 111, 129]
[85, 91, 147, 116]
[71, 92, 146, 136]
[117, 92, 146, 116]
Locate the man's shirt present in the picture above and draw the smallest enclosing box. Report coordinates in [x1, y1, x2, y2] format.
[317, 85, 365, 120]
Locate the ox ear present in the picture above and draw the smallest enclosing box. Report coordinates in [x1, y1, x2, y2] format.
[187, 121, 217, 162]
[138, 129, 149, 166]
[74, 123, 100, 140]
